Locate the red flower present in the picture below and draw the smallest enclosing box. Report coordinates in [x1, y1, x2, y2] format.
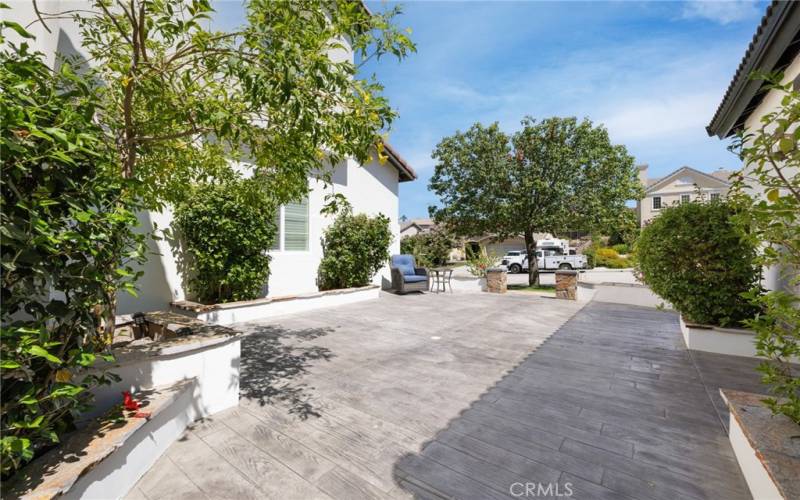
[122, 391, 140, 411]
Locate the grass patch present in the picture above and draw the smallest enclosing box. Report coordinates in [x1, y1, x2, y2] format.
[508, 284, 556, 293]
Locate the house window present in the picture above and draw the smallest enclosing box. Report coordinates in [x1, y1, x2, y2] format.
[652, 196, 662, 210]
[710, 192, 720, 201]
[284, 198, 309, 251]
[681, 194, 690, 204]
[271, 198, 309, 251]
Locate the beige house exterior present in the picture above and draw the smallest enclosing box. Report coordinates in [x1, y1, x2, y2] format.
[636, 165, 730, 227]
[399, 218, 436, 238]
[707, 0, 800, 294]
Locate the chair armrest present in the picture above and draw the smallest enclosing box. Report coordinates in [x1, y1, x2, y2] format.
[391, 267, 404, 285]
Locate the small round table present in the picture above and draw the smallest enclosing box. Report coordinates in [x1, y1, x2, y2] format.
[429, 267, 454, 293]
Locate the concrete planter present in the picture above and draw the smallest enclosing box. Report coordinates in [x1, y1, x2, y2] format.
[678, 315, 761, 358]
[12, 315, 243, 500]
[172, 285, 380, 325]
[721, 390, 799, 500]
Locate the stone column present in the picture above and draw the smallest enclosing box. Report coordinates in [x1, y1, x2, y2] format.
[555, 270, 578, 300]
[486, 267, 507, 294]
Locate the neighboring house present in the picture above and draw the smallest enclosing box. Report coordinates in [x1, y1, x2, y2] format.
[706, 0, 800, 294]
[399, 218, 436, 238]
[636, 164, 731, 227]
[9, 4, 417, 313]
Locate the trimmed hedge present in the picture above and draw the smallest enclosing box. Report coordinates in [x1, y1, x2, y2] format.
[175, 179, 277, 303]
[636, 200, 759, 326]
[318, 211, 392, 290]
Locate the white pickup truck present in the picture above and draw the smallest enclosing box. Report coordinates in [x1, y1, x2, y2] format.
[501, 247, 587, 273]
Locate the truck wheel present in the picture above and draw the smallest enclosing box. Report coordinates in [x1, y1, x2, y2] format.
[558, 263, 572, 270]
[509, 264, 522, 274]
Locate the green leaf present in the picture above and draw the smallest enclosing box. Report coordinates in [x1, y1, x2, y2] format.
[778, 137, 794, 154]
[28, 346, 62, 364]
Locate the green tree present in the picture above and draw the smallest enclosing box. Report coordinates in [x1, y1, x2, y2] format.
[729, 74, 800, 424]
[1, 24, 145, 474]
[28, 0, 414, 330]
[429, 118, 643, 285]
[47, 0, 415, 208]
[400, 228, 454, 268]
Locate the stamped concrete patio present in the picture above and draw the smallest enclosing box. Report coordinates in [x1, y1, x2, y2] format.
[127, 292, 763, 500]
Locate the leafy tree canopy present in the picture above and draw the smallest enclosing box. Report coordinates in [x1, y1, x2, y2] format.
[429, 117, 642, 284]
[35, 0, 415, 208]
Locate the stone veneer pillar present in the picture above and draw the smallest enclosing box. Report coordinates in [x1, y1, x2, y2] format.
[486, 268, 507, 294]
[555, 270, 578, 300]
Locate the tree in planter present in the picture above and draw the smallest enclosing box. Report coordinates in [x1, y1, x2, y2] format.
[318, 210, 392, 290]
[400, 228, 454, 268]
[636, 200, 759, 327]
[1, 27, 145, 475]
[174, 178, 277, 303]
[429, 118, 642, 285]
[728, 74, 800, 424]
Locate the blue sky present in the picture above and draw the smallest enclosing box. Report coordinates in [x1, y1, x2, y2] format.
[212, 1, 768, 219]
[359, 0, 767, 219]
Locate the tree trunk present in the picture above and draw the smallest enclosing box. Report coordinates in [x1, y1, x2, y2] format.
[524, 230, 539, 286]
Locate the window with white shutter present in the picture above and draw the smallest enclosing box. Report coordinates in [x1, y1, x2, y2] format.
[283, 198, 309, 251]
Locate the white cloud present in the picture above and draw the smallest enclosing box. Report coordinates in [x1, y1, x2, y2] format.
[681, 1, 760, 25]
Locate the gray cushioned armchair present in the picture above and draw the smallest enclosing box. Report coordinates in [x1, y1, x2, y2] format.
[390, 254, 429, 294]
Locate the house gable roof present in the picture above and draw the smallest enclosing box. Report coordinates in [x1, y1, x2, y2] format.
[707, 1, 800, 138]
[645, 166, 730, 194]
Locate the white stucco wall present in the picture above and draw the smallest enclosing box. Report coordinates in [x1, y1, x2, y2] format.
[741, 53, 800, 294]
[265, 156, 401, 298]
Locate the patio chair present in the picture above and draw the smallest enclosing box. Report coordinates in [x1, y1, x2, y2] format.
[390, 254, 429, 294]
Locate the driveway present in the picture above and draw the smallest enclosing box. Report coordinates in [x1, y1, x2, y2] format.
[127, 292, 759, 499]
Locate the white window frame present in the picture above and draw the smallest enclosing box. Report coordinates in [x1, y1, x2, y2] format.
[652, 196, 662, 210]
[681, 194, 690, 204]
[710, 192, 721, 201]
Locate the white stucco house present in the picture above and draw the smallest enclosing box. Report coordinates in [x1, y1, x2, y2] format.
[636, 164, 731, 227]
[706, 0, 799, 294]
[8, 2, 418, 314]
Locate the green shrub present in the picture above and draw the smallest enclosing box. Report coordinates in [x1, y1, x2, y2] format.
[400, 228, 454, 268]
[595, 247, 619, 259]
[611, 243, 629, 255]
[175, 179, 277, 303]
[318, 211, 392, 290]
[466, 249, 499, 278]
[1, 38, 145, 475]
[636, 200, 759, 326]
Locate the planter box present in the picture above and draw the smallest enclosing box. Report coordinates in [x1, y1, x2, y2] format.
[11, 381, 200, 500]
[721, 390, 800, 500]
[171, 285, 380, 325]
[679, 315, 762, 359]
[88, 312, 242, 420]
[11, 314, 244, 500]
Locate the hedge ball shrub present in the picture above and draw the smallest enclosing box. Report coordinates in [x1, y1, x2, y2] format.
[636, 200, 759, 326]
[318, 211, 392, 290]
[175, 179, 277, 303]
